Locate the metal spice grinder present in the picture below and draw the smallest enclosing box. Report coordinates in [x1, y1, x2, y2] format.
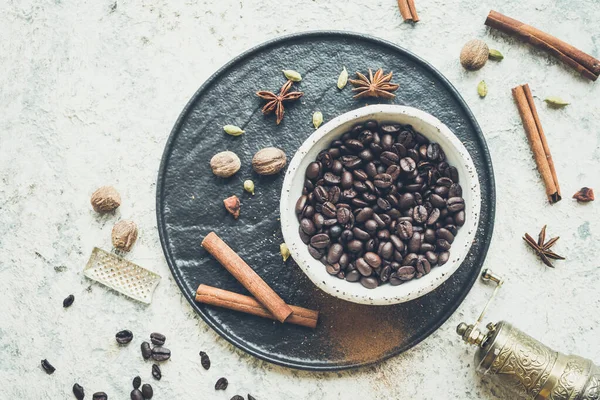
[457, 270, 600, 400]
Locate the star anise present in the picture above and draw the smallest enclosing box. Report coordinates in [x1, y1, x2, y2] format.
[523, 225, 565, 268]
[348, 68, 400, 99]
[256, 80, 304, 125]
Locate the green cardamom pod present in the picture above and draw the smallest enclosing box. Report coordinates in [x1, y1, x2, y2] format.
[313, 111, 323, 129]
[488, 49, 504, 60]
[280, 243, 291, 262]
[477, 80, 488, 98]
[223, 125, 244, 136]
[243, 180, 255, 195]
[337, 66, 348, 90]
[282, 69, 302, 82]
[544, 96, 569, 107]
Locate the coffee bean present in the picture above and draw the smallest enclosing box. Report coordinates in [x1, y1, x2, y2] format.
[396, 266, 416, 281]
[356, 258, 372, 276]
[398, 157, 415, 173]
[231, 396, 244, 400]
[341, 155, 362, 169]
[449, 183, 462, 197]
[346, 269, 361, 282]
[408, 232, 422, 253]
[420, 243, 435, 253]
[376, 197, 391, 211]
[138, 341, 151, 360]
[402, 253, 418, 266]
[215, 377, 229, 391]
[436, 239, 452, 251]
[151, 346, 171, 361]
[323, 218, 337, 227]
[73, 383, 85, 400]
[447, 197, 465, 212]
[341, 171, 353, 189]
[141, 384, 153, 399]
[197, 351, 211, 370]
[426, 208, 440, 225]
[303, 205, 315, 218]
[424, 228, 436, 244]
[364, 219, 378, 234]
[321, 202, 337, 218]
[398, 193, 415, 210]
[438, 251, 450, 265]
[416, 256, 431, 275]
[347, 240, 363, 253]
[381, 124, 401, 134]
[327, 244, 344, 264]
[413, 205, 428, 224]
[437, 177, 453, 187]
[389, 235, 406, 253]
[152, 363, 162, 380]
[434, 186, 449, 197]
[397, 220, 413, 240]
[93, 392, 108, 400]
[430, 194, 445, 208]
[314, 186, 329, 203]
[454, 210, 466, 226]
[115, 330, 133, 345]
[131, 389, 144, 400]
[300, 218, 316, 236]
[295, 195, 307, 215]
[150, 332, 166, 346]
[377, 229, 390, 241]
[324, 172, 341, 185]
[447, 166, 459, 182]
[360, 276, 378, 289]
[41, 359, 55, 374]
[329, 225, 343, 240]
[436, 228, 455, 243]
[310, 233, 330, 249]
[355, 207, 374, 223]
[353, 181, 367, 193]
[379, 242, 394, 260]
[305, 162, 321, 180]
[379, 151, 399, 166]
[374, 173, 393, 188]
[133, 376, 141, 389]
[326, 263, 341, 275]
[426, 143, 440, 160]
[425, 251, 438, 266]
[364, 252, 382, 268]
[328, 186, 341, 204]
[63, 294, 74, 308]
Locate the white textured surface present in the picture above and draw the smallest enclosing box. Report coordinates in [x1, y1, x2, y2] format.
[1, 0, 599, 399]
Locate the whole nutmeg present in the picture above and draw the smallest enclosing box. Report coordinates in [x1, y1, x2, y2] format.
[90, 186, 121, 213]
[112, 220, 138, 252]
[252, 147, 287, 175]
[210, 151, 241, 178]
[460, 39, 489, 71]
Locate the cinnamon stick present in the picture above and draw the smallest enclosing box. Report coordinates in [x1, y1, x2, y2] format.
[196, 285, 319, 329]
[201, 232, 293, 322]
[512, 84, 561, 203]
[486, 10, 599, 81]
[397, 0, 419, 22]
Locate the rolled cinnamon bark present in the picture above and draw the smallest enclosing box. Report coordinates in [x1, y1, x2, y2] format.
[486, 11, 599, 81]
[196, 284, 319, 329]
[397, 0, 419, 22]
[512, 84, 561, 203]
[201, 232, 293, 322]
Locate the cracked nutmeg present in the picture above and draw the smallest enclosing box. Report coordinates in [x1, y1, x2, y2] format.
[90, 186, 121, 213]
[223, 195, 240, 219]
[112, 220, 138, 252]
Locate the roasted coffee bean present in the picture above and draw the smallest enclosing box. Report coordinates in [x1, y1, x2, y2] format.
[131, 389, 144, 400]
[329, 148, 341, 159]
[407, 149, 419, 163]
[310, 233, 330, 249]
[151, 346, 171, 361]
[345, 138, 364, 152]
[133, 376, 141, 389]
[141, 341, 152, 359]
[402, 253, 419, 266]
[434, 185, 449, 197]
[150, 332, 166, 346]
[426, 143, 440, 160]
[360, 276, 378, 289]
[73, 383, 85, 400]
[63, 294, 74, 308]
[314, 186, 329, 203]
[341, 171, 353, 189]
[312, 214, 324, 230]
[329, 225, 343, 240]
[347, 240, 363, 253]
[436, 228, 455, 243]
[352, 227, 370, 241]
[356, 258, 372, 276]
[377, 229, 390, 241]
[300, 218, 317, 236]
[381, 124, 401, 134]
[338, 254, 350, 269]
[358, 129, 374, 144]
[376, 197, 392, 211]
[331, 160, 343, 175]
[141, 384, 153, 399]
[215, 377, 229, 391]
[379, 242, 394, 260]
[449, 183, 462, 197]
[328, 186, 341, 204]
[416, 256, 431, 275]
[305, 162, 321, 180]
[304, 179, 314, 193]
[438, 251, 450, 265]
[231, 396, 244, 400]
[353, 181, 368, 193]
[447, 197, 465, 212]
[93, 393, 108, 400]
[418, 144, 428, 159]
[299, 229, 310, 244]
[340, 229, 354, 243]
[346, 269, 361, 282]
[397, 130, 414, 146]
[341, 155, 361, 169]
[389, 235, 405, 253]
[398, 193, 415, 210]
[359, 149, 374, 161]
[324, 172, 341, 185]
[424, 228, 436, 243]
[425, 251, 438, 266]
[436, 239, 452, 251]
[437, 177, 453, 187]
[399, 157, 416, 173]
[447, 166, 459, 182]
[323, 218, 338, 227]
[364, 252, 382, 268]
[321, 202, 337, 218]
[454, 211, 466, 226]
[41, 359, 55, 374]
[116, 330, 133, 344]
[355, 207, 374, 223]
[408, 232, 422, 253]
[387, 209, 401, 219]
[396, 266, 416, 280]
[430, 194, 446, 208]
[374, 173, 393, 188]
[445, 224, 458, 236]
[380, 264, 392, 282]
[420, 243, 435, 253]
[364, 219, 378, 234]
[365, 162, 378, 178]
[380, 151, 399, 166]
[397, 221, 413, 240]
[413, 205, 429, 224]
[365, 238, 377, 252]
[152, 364, 162, 380]
[327, 244, 344, 264]
[427, 208, 440, 225]
[303, 205, 315, 218]
[362, 192, 377, 203]
[372, 214, 386, 229]
[326, 263, 341, 275]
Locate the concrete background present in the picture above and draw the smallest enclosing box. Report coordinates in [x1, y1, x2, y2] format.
[1, 0, 599, 398]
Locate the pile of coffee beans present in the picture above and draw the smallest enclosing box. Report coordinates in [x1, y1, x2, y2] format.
[131, 375, 153, 400]
[295, 120, 465, 289]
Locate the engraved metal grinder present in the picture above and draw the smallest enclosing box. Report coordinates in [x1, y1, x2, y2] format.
[457, 269, 600, 400]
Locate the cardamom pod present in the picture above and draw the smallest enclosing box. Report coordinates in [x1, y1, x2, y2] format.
[282, 69, 302, 82]
[313, 111, 323, 129]
[544, 96, 569, 107]
[488, 49, 504, 60]
[280, 243, 291, 262]
[243, 180, 255, 195]
[337, 66, 348, 89]
[477, 80, 488, 98]
[223, 125, 244, 136]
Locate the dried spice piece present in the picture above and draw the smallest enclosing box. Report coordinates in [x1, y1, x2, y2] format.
[523, 225, 565, 268]
[252, 147, 287, 175]
[63, 294, 74, 308]
[199, 351, 211, 370]
[112, 220, 138, 252]
[573, 187, 594, 202]
[41, 359, 55, 374]
[312, 111, 323, 129]
[223, 125, 244, 136]
[280, 243, 290, 262]
[210, 151, 241, 178]
[223, 195, 241, 219]
[256, 80, 304, 125]
[477, 80, 488, 97]
[91, 186, 121, 213]
[282, 69, 302, 82]
[488, 49, 504, 60]
[337, 66, 348, 89]
[215, 377, 229, 390]
[544, 96, 570, 108]
[460, 40, 489, 71]
[349, 68, 399, 99]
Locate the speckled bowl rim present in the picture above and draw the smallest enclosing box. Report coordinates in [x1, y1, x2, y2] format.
[280, 105, 481, 305]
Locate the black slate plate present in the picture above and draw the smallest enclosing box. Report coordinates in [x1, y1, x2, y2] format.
[156, 31, 495, 371]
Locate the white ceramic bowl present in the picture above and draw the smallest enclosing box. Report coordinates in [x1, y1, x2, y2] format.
[280, 105, 481, 305]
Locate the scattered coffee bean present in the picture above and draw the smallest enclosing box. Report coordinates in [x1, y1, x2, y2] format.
[41, 359, 55, 374]
[150, 332, 166, 346]
[248, 395, 257, 400]
[92, 393, 108, 400]
[63, 294, 75, 308]
[132, 376, 141, 389]
[151, 363, 161, 380]
[150, 346, 170, 362]
[231, 396, 244, 400]
[199, 351, 211, 370]
[73, 383, 85, 400]
[141, 342, 152, 360]
[141, 384, 153, 399]
[115, 330, 133, 345]
[215, 377, 229, 390]
[130, 389, 143, 400]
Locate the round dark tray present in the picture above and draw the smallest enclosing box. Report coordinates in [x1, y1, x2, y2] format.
[156, 31, 495, 371]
